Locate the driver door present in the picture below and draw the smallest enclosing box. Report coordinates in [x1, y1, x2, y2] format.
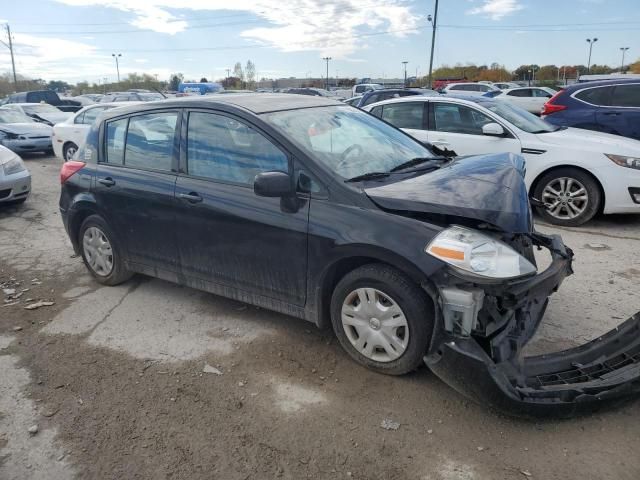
[425, 101, 521, 156]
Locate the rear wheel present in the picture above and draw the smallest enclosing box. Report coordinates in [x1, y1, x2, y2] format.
[79, 215, 133, 286]
[533, 168, 601, 227]
[63, 142, 78, 162]
[330, 264, 433, 376]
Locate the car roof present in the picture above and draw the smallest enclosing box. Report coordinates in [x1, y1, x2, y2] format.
[1, 103, 57, 107]
[563, 78, 640, 91]
[100, 93, 343, 118]
[364, 94, 485, 109]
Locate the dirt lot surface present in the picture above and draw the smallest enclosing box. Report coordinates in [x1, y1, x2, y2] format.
[1, 154, 639, 480]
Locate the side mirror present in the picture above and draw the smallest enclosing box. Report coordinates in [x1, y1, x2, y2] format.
[254, 171, 293, 197]
[482, 122, 505, 137]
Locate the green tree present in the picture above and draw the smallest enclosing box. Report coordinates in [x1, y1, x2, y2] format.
[169, 73, 184, 91]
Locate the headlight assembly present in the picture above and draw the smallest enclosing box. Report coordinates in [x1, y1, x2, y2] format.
[426, 226, 537, 279]
[2, 156, 26, 176]
[606, 153, 640, 170]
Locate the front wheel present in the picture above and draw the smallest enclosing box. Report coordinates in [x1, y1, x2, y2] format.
[533, 168, 601, 227]
[330, 264, 433, 376]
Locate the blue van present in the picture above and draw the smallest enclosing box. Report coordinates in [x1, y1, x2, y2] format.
[178, 82, 224, 95]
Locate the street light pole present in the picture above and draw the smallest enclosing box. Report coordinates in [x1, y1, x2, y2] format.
[322, 57, 331, 91]
[111, 53, 122, 82]
[402, 61, 408, 88]
[427, 0, 439, 89]
[586, 38, 598, 73]
[620, 47, 630, 73]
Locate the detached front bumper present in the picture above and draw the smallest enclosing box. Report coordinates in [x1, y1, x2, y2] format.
[424, 233, 640, 417]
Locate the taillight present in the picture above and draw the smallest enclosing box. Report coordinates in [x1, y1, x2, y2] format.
[60, 161, 85, 184]
[542, 90, 567, 115]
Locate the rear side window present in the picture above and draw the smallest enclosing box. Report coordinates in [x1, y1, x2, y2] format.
[369, 106, 383, 117]
[83, 106, 108, 125]
[380, 102, 425, 130]
[105, 118, 128, 165]
[124, 112, 178, 171]
[611, 84, 640, 107]
[575, 86, 612, 106]
[508, 89, 530, 97]
[186, 112, 288, 185]
[74, 112, 85, 124]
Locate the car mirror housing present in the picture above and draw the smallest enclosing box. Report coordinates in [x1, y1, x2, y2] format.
[482, 122, 505, 137]
[254, 171, 293, 197]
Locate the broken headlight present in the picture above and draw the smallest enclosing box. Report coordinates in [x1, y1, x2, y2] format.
[425, 226, 537, 279]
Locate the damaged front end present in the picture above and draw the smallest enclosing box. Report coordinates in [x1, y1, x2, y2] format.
[424, 231, 640, 417]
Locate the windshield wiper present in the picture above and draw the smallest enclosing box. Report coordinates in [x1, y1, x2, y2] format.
[344, 172, 391, 183]
[389, 157, 447, 173]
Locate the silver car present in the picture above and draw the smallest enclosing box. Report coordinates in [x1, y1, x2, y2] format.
[0, 109, 53, 154]
[0, 145, 31, 204]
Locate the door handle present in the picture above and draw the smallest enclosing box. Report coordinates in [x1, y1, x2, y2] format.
[178, 192, 203, 203]
[98, 177, 115, 187]
[602, 112, 620, 116]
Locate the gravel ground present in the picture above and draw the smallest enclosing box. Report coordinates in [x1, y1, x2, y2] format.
[0, 153, 639, 480]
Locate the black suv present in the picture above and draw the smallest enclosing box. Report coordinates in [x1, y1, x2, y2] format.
[59, 94, 640, 416]
[5, 90, 81, 112]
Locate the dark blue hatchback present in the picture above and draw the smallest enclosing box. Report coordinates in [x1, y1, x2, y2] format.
[542, 79, 640, 140]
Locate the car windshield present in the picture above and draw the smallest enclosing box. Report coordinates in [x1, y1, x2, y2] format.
[0, 110, 33, 123]
[480, 100, 558, 133]
[263, 106, 434, 180]
[23, 104, 61, 115]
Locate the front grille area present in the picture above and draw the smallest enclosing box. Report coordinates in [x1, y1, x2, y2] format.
[0, 188, 11, 199]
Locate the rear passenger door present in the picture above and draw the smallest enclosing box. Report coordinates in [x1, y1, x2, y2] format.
[94, 110, 181, 271]
[596, 84, 640, 140]
[174, 110, 309, 306]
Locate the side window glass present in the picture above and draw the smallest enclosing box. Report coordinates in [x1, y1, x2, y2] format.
[433, 104, 493, 135]
[74, 112, 85, 124]
[105, 117, 128, 165]
[370, 106, 383, 118]
[83, 107, 105, 125]
[186, 112, 288, 185]
[611, 84, 640, 107]
[380, 102, 424, 130]
[124, 112, 178, 171]
[575, 87, 611, 106]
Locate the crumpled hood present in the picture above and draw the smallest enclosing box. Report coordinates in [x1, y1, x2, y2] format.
[365, 152, 533, 233]
[0, 122, 53, 136]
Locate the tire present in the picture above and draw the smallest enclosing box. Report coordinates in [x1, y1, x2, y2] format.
[78, 214, 133, 286]
[63, 142, 78, 162]
[533, 168, 601, 227]
[330, 264, 433, 376]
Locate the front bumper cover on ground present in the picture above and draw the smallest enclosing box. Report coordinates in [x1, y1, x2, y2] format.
[424, 233, 640, 417]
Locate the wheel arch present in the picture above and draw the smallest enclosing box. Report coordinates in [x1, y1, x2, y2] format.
[62, 140, 79, 159]
[313, 247, 431, 330]
[529, 164, 606, 213]
[67, 199, 100, 253]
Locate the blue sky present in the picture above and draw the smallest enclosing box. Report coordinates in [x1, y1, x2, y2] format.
[1, 0, 639, 83]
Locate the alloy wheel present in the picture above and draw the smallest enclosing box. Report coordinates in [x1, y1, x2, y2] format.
[541, 177, 588, 220]
[82, 226, 114, 276]
[341, 288, 409, 362]
[65, 145, 77, 162]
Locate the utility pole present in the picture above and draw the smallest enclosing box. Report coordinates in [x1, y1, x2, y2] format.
[112, 53, 122, 82]
[586, 38, 598, 73]
[1, 24, 18, 88]
[322, 57, 331, 91]
[427, 0, 439, 89]
[402, 61, 408, 88]
[620, 47, 630, 73]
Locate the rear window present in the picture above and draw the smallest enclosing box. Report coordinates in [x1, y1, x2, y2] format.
[575, 86, 612, 106]
[611, 84, 640, 108]
[26, 91, 58, 103]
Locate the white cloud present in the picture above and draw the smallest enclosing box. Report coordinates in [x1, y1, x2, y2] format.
[466, 0, 523, 20]
[54, 0, 421, 58]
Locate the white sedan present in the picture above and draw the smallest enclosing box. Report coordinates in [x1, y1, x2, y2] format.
[490, 87, 557, 114]
[364, 95, 640, 226]
[52, 102, 136, 161]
